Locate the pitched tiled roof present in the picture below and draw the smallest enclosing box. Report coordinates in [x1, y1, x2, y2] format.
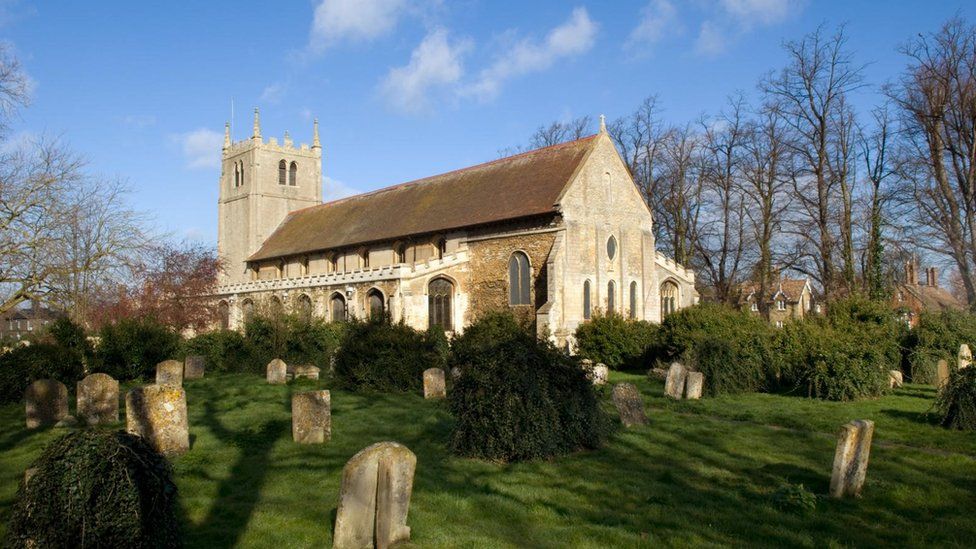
[899, 283, 963, 312]
[740, 278, 809, 303]
[249, 135, 599, 262]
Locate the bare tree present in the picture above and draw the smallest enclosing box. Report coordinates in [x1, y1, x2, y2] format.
[858, 104, 899, 300]
[0, 44, 30, 136]
[656, 124, 704, 266]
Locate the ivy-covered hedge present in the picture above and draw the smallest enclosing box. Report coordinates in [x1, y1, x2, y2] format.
[936, 366, 976, 430]
[244, 314, 345, 371]
[333, 318, 444, 392]
[96, 316, 182, 381]
[573, 313, 659, 370]
[903, 310, 976, 383]
[0, 317, 90, 404]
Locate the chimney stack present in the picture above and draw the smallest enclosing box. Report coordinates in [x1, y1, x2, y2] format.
[927, 267, 938, 288]
[905, 260, 917, 285]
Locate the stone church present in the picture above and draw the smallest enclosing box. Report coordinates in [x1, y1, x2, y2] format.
[214, 109, 697, 348]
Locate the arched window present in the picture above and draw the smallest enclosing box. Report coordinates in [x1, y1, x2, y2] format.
[661, 280, 679, 320]
[629, 281, 638, 319]
[583, 280, 592, 320]
[217, 300, 230, 330]
[330, 293, 346, 322]
[607, 280, 616, 313]
[329, 254, 339, 273]
[607, 235, 617, 260]
[242, 299, 254, 322]
[296, 294, 312, 321]
[367, 289, 385, 319]
[278, 160, 287, 185]
[269, 295, 284, 317]
[508, 252, 531, 305]
[239, 162, 244, 186]
[234, 163, 240, 188]
[289, 161, 297, 186]
[428, 278, 454, 331]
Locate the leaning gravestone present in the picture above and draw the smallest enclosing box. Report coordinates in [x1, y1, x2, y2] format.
[423, 368, 446, 399]
[125, 385, 189, 456]
[829, 419, 874, 499]
[936, 359, 950, 389]
[664, 363, 688, 399]
[959, 344, 972, 370]
[25, 379, 69, 429]
[155, 360, 183, 386]
[184, 355, 205, 379]
[684, 372, 704, 400]
[889, 370, 904, 389]
[267, 358, 287, 384]
[611, 383, 647, 427]
[334, 442, 416, 549]
[292, 390, 331, 444]
[77, 373, 119, 425]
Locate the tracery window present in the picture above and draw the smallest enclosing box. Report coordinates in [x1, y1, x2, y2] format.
[508, 252, 531, 305]
[428, 278, 454, 331]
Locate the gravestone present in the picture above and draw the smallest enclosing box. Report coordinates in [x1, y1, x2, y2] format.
[664, 363, 688, 399]
[936, 359, 950, 389]
[423, 368, 446, 399]
[611, 383, 647, 427]
[184, 355, 205, 379]
[684, 372, 704, 400]
[334, 442, 416, 549]
[592, 363, 609, 386]
[889, 370, 904, 389]
[959, 344, 972, 370]
[292, 364, 321, 380]
[25, 379, 69, 429]
[155, 360, 183, 386]
[649, 367, 668, 380]
[77, 373, 119, 425]
[450, 367, 462, 380]
[125, 385, 189, 456]
[267, 358, 287, 384]
[829, 419, 874, 499]
[292, 390, 331, 444]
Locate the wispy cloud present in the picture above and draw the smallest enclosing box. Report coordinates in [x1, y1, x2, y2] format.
[308, 0, 406, 53]
[718, 0, 797, 27]
[694, 21, 726, 56]
[323, 176, 362, 201]
[380, 28, 470, 114]
[173, 128, 223, 169]
[625, 0, 681, 55]
[120, 114, 156, 128]
[464, 7, 597, 102]
[260, 83, 286, 104]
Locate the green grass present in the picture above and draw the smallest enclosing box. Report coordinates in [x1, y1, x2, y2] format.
[1, 371, 974, 547]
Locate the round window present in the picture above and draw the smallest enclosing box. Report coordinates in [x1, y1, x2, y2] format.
[607, 235, 617, 260]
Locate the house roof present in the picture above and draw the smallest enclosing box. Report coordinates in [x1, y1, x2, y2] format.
[740, 278, 810, 303]
[248, 135, 600, 262]
[898, 283, 963, 312]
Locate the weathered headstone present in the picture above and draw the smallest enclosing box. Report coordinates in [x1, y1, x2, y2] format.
[292, 390, 331, 444]
[155, 360, 183, 386]
[334, 442, 416, 549]
[664, 362, 688, 399]
[936, 359, 950, 389]
[184, 355, 205, 379]
[829, 419, 874, 499]
[25, 379, 68, 429]
[291, 364, 320, 380]
[423, 368, 446, 399]
[450, 367, 462, 380]
[959, 344, 972, 370]
[267, 358, 287, 384]
[77, 373, 119, 425]
[684, 372, 704, 400]
[125, 385, 189, 456]
[611, 383, 647, 427]
[649, 367, 668, 380]
[592, 363, 609, 386]
[889, 370, 904, 389]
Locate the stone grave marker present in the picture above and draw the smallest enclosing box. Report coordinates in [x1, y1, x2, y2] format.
[889, 370, 904, 389]
[77, 373, 119, 425]
[959, 344, 972, 370]
[423, 368, 446, 399]
[155, 360, 183, 386]
[684, 372, 704, 400]
[267, 358, 287, 384]
[125, 385, 189, 456]
[292, 390, 331, 444]
[664, 363, 688, 399]
[184, 355, 205, 379]
[611, 383, 647, 427]
[292, 364, 321, 381]
[334, 442, 416, 549]
[829, 419, 874, 499]
[592, 363, 609, 386]
[25, 379, 68, 429]
[936, 359, 950, 389]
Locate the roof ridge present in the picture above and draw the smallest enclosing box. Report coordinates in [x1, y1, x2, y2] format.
[289, 134, 600, 216]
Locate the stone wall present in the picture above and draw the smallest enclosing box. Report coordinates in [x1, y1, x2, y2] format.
[466, 229, 557, 322]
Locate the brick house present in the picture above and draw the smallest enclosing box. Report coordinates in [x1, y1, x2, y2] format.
[739, 278, 814, 327]
[0, 305, 60, 341]
[892, 262, 963, 327]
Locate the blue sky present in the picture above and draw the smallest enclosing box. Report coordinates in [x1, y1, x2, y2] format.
[4, 0, 974, 244]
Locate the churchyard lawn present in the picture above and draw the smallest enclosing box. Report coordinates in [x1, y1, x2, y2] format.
[0, 372, 973, 547]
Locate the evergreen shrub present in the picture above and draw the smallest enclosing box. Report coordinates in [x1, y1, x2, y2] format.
[573, 313, 659, 370]
[96, 316, 181, 381]
[936, 367, 976, 430]
[333, 318, 443, 392]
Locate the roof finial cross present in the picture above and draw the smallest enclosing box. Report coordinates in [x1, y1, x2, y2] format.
[599, 114, 607, 134]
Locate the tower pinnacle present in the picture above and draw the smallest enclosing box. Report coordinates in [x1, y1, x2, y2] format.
[312, 118, 321, 149]
[252, 107, 261, 140]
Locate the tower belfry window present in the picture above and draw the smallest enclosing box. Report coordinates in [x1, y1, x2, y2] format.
[278, 160, 286, 185]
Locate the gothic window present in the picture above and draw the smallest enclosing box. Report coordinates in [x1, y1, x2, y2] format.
[242, 299, 254, 322]
[607, 235, 617, 261]
[583, 280, 592, 320]
[629, 281, 638, 319]
[428, 278, 454, 331]
[508, 252, 531, 305]
[269, 295, 284, 317]
[296, 294, 312, 321]
[289, 162, 298, 186]
[368, 289, 385, 319]
[239, 162, 244, 186]
[661, 280, 679, 321]
[234, 163, 240, 188]
[278, 160, 286, 185]
[217, 301, 230, 330]
[607, 280, 616, 313]
[330, 293, 347, 322]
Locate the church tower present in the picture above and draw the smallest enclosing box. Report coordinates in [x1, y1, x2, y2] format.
[217, 109, 323, 284]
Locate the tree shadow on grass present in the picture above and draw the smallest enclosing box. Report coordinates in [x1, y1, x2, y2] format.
[881, 408, 939, 426]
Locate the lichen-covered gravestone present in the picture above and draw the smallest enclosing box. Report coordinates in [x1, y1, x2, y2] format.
[25, 379, 68, 429]
[292, 390, 331, 444]
[592, 363, 609, 386]
[423, 368, 446, 399]
[611, 383, 647, 427]
[334, 442, 416, 549]
[292, 364, 320, 380]
[267, 358, 287, 384]
[889, 370, 904, 389]
[155, 360, 183, 386]
[77, 373, 119, 425]
[125, 385, 189, 456]
[936, 359, 950, 389]
[184, 355, 205, 379]
[684, 372, 704, 400]
[829, 419, 874, 499]
[664, 363, 688, 399]
[958, 344, 972, 370]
